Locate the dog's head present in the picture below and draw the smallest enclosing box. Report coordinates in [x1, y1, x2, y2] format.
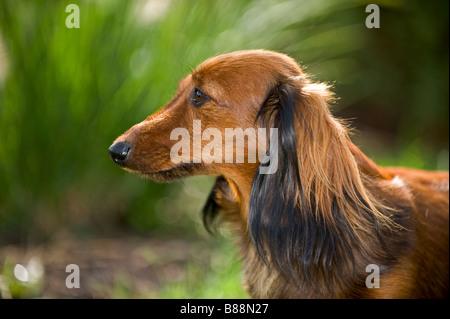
[108, 50, 305, 183]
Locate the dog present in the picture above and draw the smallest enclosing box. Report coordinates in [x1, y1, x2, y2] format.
[109, 50, 449, 298]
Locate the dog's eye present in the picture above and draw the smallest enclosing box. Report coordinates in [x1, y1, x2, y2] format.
[190, 88, 209, 107]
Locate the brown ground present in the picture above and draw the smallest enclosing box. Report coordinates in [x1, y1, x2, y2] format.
[0, 235, 212, 298]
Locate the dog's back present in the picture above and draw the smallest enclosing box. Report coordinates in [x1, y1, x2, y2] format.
[381, 168, 449, 298]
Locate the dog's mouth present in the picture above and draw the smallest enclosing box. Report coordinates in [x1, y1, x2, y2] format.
[129, 163, 205, 182]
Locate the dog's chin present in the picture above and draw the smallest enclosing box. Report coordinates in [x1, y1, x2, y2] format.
[125, 163, 205, 183]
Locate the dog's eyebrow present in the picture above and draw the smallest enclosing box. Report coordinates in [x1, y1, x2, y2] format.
[177, 75, 191, 91]
[191, 71, 201, 82]
[190, 71, 231, 107]
[190, 85, 228, 108]
[200, 84, 231, 108]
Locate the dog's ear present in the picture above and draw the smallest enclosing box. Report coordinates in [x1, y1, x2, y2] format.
[249, 79, 306, 278]
[249, 77, 400, 283]
[250, 78, 356, 282]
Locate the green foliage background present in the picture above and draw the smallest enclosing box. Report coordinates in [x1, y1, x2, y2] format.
[0, 0, 448, 298]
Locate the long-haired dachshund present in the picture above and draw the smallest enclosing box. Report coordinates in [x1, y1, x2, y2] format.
[109, 50, 449, 298]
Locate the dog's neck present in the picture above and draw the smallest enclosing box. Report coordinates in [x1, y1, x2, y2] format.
[223, 167, 256, 220]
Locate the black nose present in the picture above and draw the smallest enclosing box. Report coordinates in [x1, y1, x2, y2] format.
[108, 142, 132, 166]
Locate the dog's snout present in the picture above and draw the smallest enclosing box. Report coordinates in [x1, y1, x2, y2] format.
[108, 142, 132, 166]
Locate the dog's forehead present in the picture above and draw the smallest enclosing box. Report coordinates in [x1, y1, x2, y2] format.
[192, 50, 302, 84]
[186, 50, 304, 105]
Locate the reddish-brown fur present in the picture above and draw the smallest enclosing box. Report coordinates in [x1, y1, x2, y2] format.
[110, 50, 449, 298]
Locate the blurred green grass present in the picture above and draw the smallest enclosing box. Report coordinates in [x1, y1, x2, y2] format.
[0, 0, 448, 298]
[158, 239, 248, 299]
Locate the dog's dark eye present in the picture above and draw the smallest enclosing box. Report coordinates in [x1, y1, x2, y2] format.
[190, 88, 210, 107]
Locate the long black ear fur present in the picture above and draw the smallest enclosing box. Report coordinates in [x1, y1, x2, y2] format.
[249, 81, 309, 280]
